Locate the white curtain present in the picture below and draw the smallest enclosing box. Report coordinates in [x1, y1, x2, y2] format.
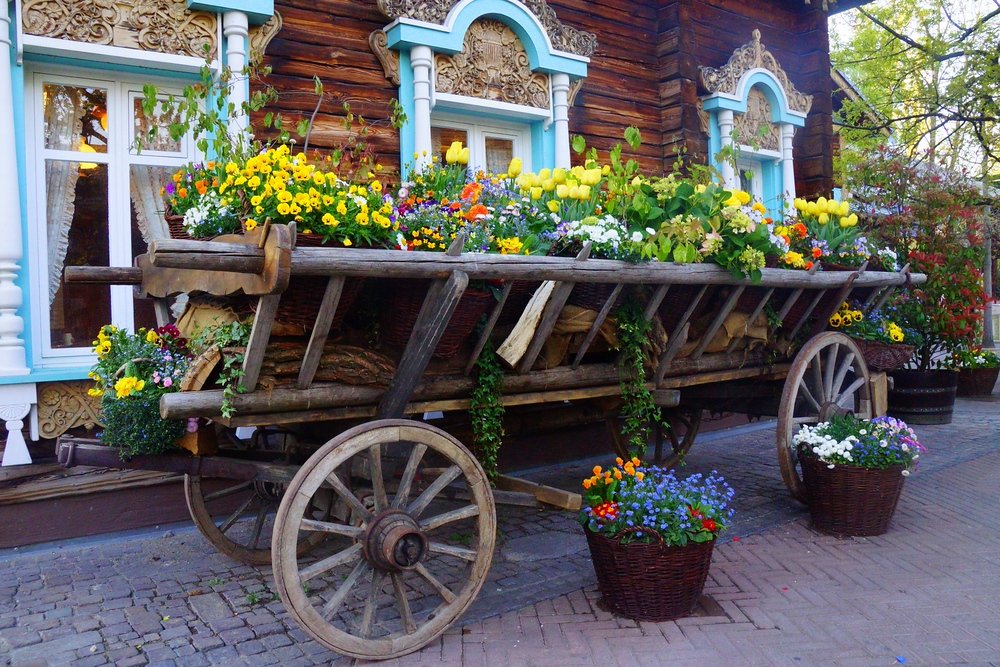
[129, 165, 171, 243]
[45, 86, 85, 305]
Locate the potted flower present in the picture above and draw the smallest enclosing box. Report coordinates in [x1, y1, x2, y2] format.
[580, 458, 734, 621]
[793, 414, 923, 536]
[847, 145, 987, 425]
[88, 324, 192, 459]
[827, 302, 914, 371]
[945, 346, 1000, 396]
[789, 196, 862, 269]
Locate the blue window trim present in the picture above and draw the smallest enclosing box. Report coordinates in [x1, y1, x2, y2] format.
[187, 0, 274, 25]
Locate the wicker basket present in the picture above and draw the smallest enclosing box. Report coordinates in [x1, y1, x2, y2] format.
[585, 528, 714, 622]
[852, 339, 914, 372]
[165, 212, 191, 240]
[257, 275, 365, 330]
[799, 453, 906, 536]
[380, 281, 495, 359]
[567, 282, 622, 312]
[956, 367, 1000, 397]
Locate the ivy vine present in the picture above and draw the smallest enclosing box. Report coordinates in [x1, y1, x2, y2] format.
[470, 342, 505, 485]
[616, 300, 668, 457]
[191, 320, 253, 418]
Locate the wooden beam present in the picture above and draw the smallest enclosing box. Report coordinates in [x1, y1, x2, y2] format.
[691, 285, 745, 359]
[296, 276, 346, 389]
[497, 475, 581, 511]
[64, 266, 143, 284]
[241, 294, 280, 391]
[464, 282, 511, 375]
[726, 287, 774, 354]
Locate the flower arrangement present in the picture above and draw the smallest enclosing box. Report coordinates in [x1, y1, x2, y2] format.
[790, 196, 862, 265]
[580, 458, 735, 545]
[942, 346, 1000, 370]
[828, 302, 907, 345]
[88, 324, 192, 458]
[793, 414, 923, 473]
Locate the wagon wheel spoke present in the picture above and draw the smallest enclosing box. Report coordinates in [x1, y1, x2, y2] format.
[791, 415, 820, 424]
[322, 560, 369, 620]
[250, 503, 269, 550]
[326, 472, 372, 524]
[360, 570, 387, 639]
[414, 563, 457, 604]
[203, 480, 253, 502]
[811, 357, 825, 402]
[391, 443, 427, 510]
[797, 378, 822, 412]
[272, 421, 496, 660]
[407, 465, 462, 519]
[420, 504, 480, 532]
[300, 543, 364, 583]
[835, 377, 867, 408]
[831, 351, 856, 399]
[391, 574, 417, 635]
[823, 343, 839, 401]
[218, 495, 257, 535]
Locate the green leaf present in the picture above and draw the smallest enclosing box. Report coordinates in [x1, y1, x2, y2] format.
[571, 135, 587, 154]
[624, 126, 641, 150]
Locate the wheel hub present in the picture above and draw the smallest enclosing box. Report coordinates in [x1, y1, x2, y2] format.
[363, 509, 428, 572]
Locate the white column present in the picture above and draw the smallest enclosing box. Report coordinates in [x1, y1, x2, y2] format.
[1, 385, 35, 467]
[781, 123, 797, 210]
[410, 45, 434, 172]
[717, 109, 737, 190]
[552, 73, 571, 169]
[223, 11, 250, 135]
[0, 2, 28, 378]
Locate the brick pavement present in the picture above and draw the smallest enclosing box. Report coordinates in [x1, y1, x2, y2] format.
[1, 397, 998, 666]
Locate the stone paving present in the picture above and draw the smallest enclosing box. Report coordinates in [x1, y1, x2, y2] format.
[1, 396, 998, 666]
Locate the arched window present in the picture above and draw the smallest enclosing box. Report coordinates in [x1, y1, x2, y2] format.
[370, 0, 596, 175]
[700, 30, 813, 217]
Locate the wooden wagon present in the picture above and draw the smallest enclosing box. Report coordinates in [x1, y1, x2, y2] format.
[58, 224, 922, 660]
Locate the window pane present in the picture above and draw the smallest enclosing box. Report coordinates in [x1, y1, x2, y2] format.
[484, 137, 514, 175]
[43, 84, 108, 154]
[133, 95, 183, 153]
[431, 127, 469, 164]
[130, 165, 176, 330]
[46, 160, 110, 349]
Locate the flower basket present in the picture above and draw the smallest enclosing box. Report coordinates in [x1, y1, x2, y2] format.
[799, 454, 906, 536]
[851, 339, 914, 372]
[566, 282, 622, 312]
[956, 367, 999, 397]
[265, 275, 365, 330]
[585, 528, 714, 622]
[380, 280, 495, 359]
[165, 212, 191, 240]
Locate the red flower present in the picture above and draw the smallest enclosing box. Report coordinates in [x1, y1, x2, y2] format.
[702, 518, 717, 532]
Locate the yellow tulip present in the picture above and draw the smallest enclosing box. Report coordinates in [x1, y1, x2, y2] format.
[508, 157, 523, 178]
[552, 168, 567, 184]
[818, 212, 829, 225]
[794, 197, 807, 211]
[578, 184, 592, 199]
[602, 164, 611, 175]
[571, 165, 585, 179]
[568, 185, 581, 200]
[547, 200, 560, 213]
[556, 184, 570, 199]
[806, 201, 819, 216]
[582, 168, 602, 186]
[542, 178, 555, 192]
[826, 199, 841, 215]
[458, 147, 470, 165]
[530, 186, 542, 200]
[838, 201, 850, 217]
[817, 196, 828, 210]
[538, 168, 551, 181]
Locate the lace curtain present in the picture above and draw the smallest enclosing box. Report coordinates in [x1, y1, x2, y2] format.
[129, 165, 171, 243]
[45, 86, 85, 305]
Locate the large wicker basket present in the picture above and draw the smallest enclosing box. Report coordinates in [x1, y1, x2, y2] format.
[585, 528, 714, 622]
[380, 281, 495, 359]
[165, 212, 191, 240]
[852, 339, 914, 372]
[799, 454, 906, 536]
[566, 282, 622, 312]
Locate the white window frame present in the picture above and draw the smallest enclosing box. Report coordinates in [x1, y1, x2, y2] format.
[736, 157, 764, 202]
[25, 66, 197, 369]
[431, 112, 532, 174]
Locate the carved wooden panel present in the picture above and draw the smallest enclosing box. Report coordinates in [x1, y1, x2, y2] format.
[249, 12, 283, 63]
[435, 19, 550, 109]
[700, 29, 813, 115]
[733, 88, 781, 151]
[37, 381, 103, 440]
[22, 0, 218, 59]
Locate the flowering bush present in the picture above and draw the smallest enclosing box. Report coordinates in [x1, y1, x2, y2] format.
[942, 346, 1000, 370]
[580, 457, 735, 545]
[828, 302, 909, 345]
[793, 414, 924, 474]
[88, 324, 191, 458]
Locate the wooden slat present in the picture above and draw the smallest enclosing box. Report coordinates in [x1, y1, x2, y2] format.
[572, 283, 623, 369]
[152, 299, 171, 328]
[296, 276, 346, 389]
[810, 263, 867, 337]
[726, 287, 774, 354]
[654, 284, 709, 384]
[786, 290, 828, 341]
[515, 244, 591, 374]
[691, 285, 745, 359]
[377, 270, 470, 418]
[643, 284, 671, 321]
[496, 475, 581, 511]
[464, 282, 512, 375]
[64, 266, 143, 284]
[242, 294, 281, 391]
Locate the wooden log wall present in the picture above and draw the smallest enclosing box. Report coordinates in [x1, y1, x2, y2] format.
[261, 0, 835, 194]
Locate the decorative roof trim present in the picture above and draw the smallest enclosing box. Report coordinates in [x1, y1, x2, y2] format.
[376, 0, 596, 58]
[700, 29, 812, 116]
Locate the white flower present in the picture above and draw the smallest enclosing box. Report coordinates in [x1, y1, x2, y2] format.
[646, 227, 655, 236]
[631, 231, 643, 243]
[901, 470, 911, 477]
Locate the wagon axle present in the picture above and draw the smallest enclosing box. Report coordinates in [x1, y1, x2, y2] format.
[363, 509, 428, 571]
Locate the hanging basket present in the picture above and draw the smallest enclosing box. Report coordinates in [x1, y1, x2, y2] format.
[380, 281, 495, 359]
[799, 453, 906, 536]
[851, 339, 914, 372]
[584, 527, 714, 622]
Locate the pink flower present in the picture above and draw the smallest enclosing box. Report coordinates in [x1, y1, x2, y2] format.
[163, 377, 173, 388]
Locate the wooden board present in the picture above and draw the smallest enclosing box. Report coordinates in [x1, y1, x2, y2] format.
[497, 475, 582, 511]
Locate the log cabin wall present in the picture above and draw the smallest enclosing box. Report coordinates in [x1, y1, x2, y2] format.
[261, 0, 833, 195]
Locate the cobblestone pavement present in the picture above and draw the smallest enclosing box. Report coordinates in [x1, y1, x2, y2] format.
[1, 396, 998, 666]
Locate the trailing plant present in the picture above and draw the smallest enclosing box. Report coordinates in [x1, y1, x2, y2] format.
[470, 342, 505, 485]
[191, 320, 252, 418]
[615, 300, 667, 456]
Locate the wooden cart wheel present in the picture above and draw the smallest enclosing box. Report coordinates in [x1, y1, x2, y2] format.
[185, 429, 329, 566]
[272, 420, 496, 661]
[655, 408, 703, 468]
[777, 332, 872, 502]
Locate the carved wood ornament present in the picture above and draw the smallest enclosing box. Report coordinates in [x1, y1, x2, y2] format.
[36, 381, 103, 440]
[435, 19, 550, 108]
[23, 0, 218, 58]
[700, 29, 813, 116]
[733, 88, 781, 151]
